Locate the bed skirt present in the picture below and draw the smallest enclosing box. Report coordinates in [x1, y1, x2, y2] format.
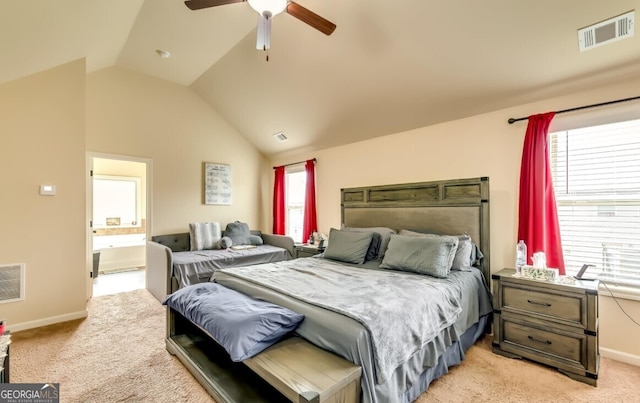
[403, 314, 490, 402]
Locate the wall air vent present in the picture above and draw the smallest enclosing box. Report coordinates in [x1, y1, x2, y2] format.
[0, 263, 25, 303]
[578, 10, 634, 52]
[272, 132, 288, 142]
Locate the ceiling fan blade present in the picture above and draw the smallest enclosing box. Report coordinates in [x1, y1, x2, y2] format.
[285, 2, 336, 35]
[256, 14, 272, 50]
[184, 0, 245, 11]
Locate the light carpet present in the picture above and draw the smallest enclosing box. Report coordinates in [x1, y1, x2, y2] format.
[10, 289, 640, 402]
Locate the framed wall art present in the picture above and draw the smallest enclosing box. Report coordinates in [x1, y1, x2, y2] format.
[203, 162, 232, 205]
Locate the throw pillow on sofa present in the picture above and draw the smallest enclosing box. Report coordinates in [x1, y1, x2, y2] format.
[224, 221, 259, 246]
[190, 222, 223, 251]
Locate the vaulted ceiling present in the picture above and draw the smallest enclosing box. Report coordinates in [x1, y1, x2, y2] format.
[3, 0, 640, 156]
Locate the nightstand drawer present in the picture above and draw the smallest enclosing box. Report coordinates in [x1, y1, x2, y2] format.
[503, 284, 584, 326]
[503, 320, 583, 364]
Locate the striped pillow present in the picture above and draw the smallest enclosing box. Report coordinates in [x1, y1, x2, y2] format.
[189, 222, 221, 251]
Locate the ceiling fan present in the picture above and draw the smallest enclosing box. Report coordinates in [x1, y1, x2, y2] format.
[185, 0, 336, 52]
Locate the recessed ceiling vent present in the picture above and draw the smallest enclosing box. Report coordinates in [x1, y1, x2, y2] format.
[578, 10, 634, 52]
[273, 132, 288, 142]
[0, 263, 25, 304]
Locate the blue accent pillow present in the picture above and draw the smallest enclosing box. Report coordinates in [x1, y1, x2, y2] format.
[163, 282, 304, 361]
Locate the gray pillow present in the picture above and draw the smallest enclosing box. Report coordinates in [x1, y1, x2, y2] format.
[248, 235, 264, 245]
[342, 226, 396, 259]
[342, 229, 381, 261]
[224, 221, 252, 245]
[398, 230, 474, 270]
[214, 236, 233, 249]
[189, 222, 222, 251]
[323, 228, 373, 264]
[380, 234, 458, 278]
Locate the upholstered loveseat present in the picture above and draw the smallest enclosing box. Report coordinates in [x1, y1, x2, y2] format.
[146, 225, 294, 302]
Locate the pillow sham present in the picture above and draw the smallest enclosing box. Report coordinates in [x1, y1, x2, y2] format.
[323, 228, 373, 264]
[163, 282, 304, 362]
[342, 226, 396, 259]
[380, 234, 459, 278]
[189, 222, 222, 251]
[398, 229, 474, 269]
[342, 228, 381, 261]
[224, 221, 253, 246]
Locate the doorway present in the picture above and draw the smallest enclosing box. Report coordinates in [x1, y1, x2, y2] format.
[86, 153, 152, 299]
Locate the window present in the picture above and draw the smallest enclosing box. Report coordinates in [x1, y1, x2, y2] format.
[93, 175, 141, 228]
[285, 170, 306, 243]
[550, 118, 640, 287]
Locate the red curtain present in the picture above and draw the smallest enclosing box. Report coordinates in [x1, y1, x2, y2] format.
[517, 112, 565, 274]
[273, 166, 286, 235]
[302, 159, 317, 243]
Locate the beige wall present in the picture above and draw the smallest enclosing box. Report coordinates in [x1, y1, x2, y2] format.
[0, 60, 87, 329]
[86, 66, 269, 235]
[270, 78, 640, 363]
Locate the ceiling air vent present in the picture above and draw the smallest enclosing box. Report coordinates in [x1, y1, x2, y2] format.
[272, 132, 288, 142]
[0, 263, 25, 303]
[578, 10, 635, 52]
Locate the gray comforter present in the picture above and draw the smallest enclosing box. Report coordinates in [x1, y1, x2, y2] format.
[219, 258, 463, 384]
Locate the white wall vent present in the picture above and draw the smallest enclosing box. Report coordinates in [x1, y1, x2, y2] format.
[0, 263, 25, 304]
[579, 10, 634, 52]
[272, 131, 288, 142]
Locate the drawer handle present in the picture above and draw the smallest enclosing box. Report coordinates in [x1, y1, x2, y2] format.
[528, 335, 552, 345]
[527, 299, 551, 307]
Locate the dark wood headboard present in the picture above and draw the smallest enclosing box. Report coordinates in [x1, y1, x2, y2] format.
[341, 177, 490, 281]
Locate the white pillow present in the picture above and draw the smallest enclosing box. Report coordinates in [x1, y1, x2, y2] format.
[189, 222, 221, 251]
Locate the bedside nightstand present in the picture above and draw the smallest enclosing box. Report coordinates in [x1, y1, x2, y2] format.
[492, 268, 599, 386]
[294, 244, 324, 258]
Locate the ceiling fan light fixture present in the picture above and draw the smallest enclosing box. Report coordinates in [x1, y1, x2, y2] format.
[248, 0, 286, 16]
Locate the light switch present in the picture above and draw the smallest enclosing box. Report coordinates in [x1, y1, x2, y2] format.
[40, 185, 56, 196]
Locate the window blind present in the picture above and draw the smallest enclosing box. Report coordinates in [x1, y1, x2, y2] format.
[550, 118, 640, 287]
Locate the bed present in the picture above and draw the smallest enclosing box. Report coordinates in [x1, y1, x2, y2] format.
[165, 177, 492, 403]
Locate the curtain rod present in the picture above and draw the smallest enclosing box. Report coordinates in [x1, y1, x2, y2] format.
[507, 95, 640, 124]
[273, 158, 316, 169]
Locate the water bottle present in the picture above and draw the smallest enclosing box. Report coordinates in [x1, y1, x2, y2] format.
[516, 240, 527, 274]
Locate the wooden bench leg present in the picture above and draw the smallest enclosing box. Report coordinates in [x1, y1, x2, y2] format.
[299, 391, 320, 403]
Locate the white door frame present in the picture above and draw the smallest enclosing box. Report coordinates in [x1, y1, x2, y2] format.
[86, 152, 153, 300]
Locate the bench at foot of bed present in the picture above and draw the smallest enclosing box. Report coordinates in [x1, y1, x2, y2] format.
[244, 336, 362, 403]
[166, 313, 361, 403]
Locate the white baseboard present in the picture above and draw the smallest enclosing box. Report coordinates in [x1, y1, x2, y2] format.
[7, 310, 88, 333]
[600, 347, 640, 367]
